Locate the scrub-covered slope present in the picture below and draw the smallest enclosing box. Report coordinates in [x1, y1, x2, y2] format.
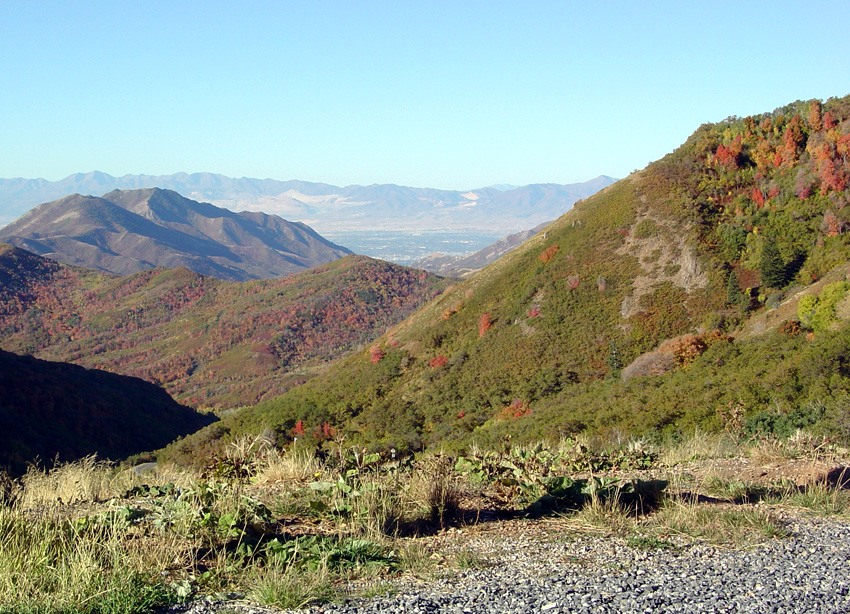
[0, 245, 446, 409]
[168, 95, 850, 458]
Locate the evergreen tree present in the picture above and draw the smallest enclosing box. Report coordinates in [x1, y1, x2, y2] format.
[759, 238, 787, 288]
[726, 270, 747, 307]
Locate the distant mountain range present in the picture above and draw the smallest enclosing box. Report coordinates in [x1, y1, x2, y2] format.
[0, 172, 617, 232]
[0, 188, 351, 281]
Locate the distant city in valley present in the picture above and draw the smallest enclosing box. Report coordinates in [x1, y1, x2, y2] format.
[318, 229, 506, 265]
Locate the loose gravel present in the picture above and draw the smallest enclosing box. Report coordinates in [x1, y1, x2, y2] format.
[164, 516, 850, 614]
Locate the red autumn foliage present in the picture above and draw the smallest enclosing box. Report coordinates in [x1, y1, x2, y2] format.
[781, 320, 801, 337]
[369, 345, 385, 363]
[662, 331, 731, 366]
[715, 136, 743, 170]
[321, 422, 336, 439]
[478, 312, 492, 337]
[539, 245, 559, 263]
[823, 111, 838, 130]
[818, 158, 848, 194]
[429, 355, 448, 368]
[293, 420, 306, 436]
[0, 251, 441, 410]
[442, 300, 464, 320]
[496, 398, 531, 420]
[795, 173, 813, 199]
[808, 100, 823, 132]
[821, 210, 846, 237]
[782, 115, 806, 166]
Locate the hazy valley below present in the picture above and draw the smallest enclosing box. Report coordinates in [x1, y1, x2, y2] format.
[317, 228, 506, 266]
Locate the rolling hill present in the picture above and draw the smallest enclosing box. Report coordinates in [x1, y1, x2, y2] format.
[0, 188, 351, 280]
[0, 348, 215, 476]
[0, 244, 446, 409]
[161, 95, 850, 462]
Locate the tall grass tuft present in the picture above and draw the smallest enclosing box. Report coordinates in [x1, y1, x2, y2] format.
[659, 430, 740, 466]
[254, 447, 323, 484]
[248, 562, 336, 610]
[18, 456, 130, 508]
[786, 479, 850, 515]
[0, 507, 172, 614]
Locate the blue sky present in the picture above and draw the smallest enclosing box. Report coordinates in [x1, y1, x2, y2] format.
[2, 1, 848, 190]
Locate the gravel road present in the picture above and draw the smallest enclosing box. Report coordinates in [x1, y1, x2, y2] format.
[165, 515, 850, 614]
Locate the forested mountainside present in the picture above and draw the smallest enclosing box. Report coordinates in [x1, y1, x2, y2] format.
[162, 95, 850, 463]
[0, 349, 214, 476]
[0, 188, 350, 280]
[0, 246, 446, 409]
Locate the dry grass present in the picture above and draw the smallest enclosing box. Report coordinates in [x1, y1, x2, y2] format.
[570, 495, 634, 535]
[659, 430, 741, 466]
[784, 479, 850, 515]
[254, 447, 323, 484]
[0, 506, 172, 613]
[18, 456, 137, 508]
[748, 429, 842, 463]
[2, 433, 848, 612]
[407, 455, 461, 528]
[146, 462, 198, 490]
[647, 495, 788, 544]
[248, 561, 336, 609]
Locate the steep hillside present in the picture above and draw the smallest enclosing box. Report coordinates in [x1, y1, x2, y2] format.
[0, 188, 351, 280]
[0, 246, 446, 409]
[166, 95, 850, 459]
[0, 349, 214, 476]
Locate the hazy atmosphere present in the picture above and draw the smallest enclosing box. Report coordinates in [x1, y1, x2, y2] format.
[2, 1, 848, 189]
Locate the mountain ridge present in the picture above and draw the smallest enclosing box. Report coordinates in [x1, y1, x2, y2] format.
[0, 188, 351, 280]
[411, 221, 552, 277]
[0, 173, 617, 232]
[0, 348, 215, 476]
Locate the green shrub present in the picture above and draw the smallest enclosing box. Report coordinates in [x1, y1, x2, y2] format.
[798, 281, 849, 331]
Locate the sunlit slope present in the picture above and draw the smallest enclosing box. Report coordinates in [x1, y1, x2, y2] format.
[169, 95, 850, 457]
